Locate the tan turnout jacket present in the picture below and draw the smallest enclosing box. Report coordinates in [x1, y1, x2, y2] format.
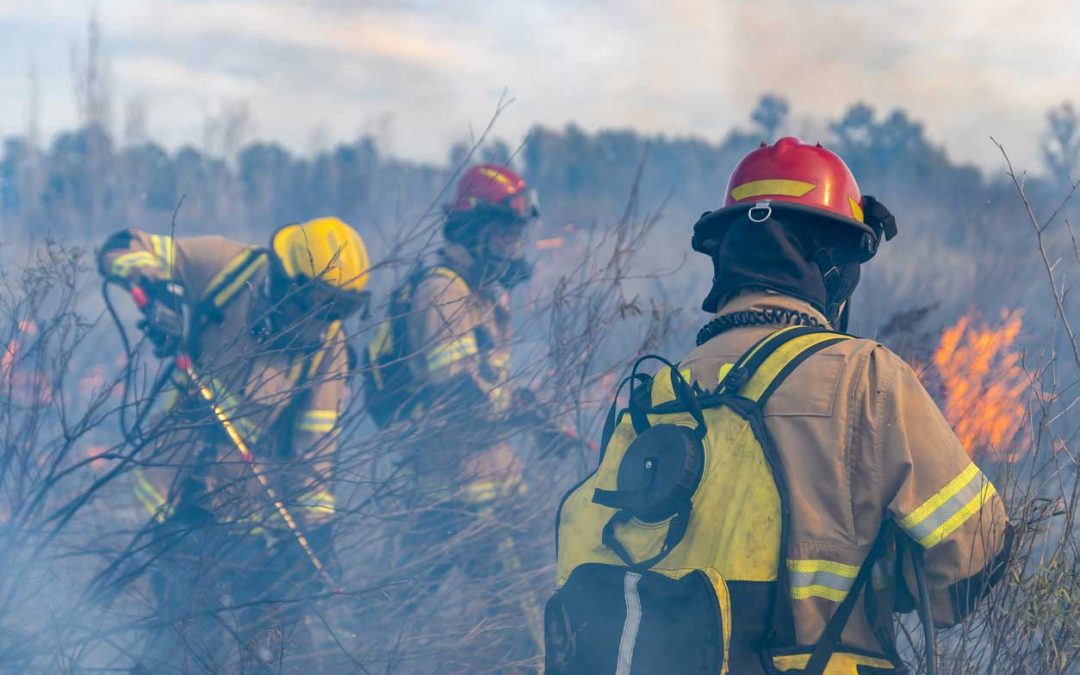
[99, 228, 348, 528]
[682, 291, 1011, 658]
[400, 243, 521, 504]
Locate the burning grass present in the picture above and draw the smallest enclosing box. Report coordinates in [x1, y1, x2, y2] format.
[927, 310, 1031, 463]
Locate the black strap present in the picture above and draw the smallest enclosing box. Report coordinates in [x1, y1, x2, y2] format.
[598, 373, 652, 461]
[755, 337, 848, 407]
[600, 507, 692, 571]
[718, 326, 827, 395]
[803, 523, 893, 675]
[187, 248, 268, 358]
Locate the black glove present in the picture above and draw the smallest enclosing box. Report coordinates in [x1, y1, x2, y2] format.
[135, 281, 186, 358]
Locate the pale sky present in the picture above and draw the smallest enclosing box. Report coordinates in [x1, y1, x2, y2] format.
[0, 0, 1076, 173]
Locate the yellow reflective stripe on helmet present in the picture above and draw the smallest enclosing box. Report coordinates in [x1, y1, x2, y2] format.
[898, 462, 997, 548]
[729, 179, 816, 202]
[788, 558, 860, 602]
[426, 334, 479, 372]
[771, 651, 895, 671]
[848, 196, 865, 222]
[149, 235, 176, 278]
[110, 251, 163, 278]
[298, 409, 337, 434]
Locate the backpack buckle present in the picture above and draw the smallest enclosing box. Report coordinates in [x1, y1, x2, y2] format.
[719, 366, 749, 393]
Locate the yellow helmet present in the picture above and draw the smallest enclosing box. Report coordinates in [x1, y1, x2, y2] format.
[271, 216, 370, 293]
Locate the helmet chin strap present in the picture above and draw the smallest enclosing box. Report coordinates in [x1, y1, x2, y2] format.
[836, 301, 851, 333]
[815, 248, 861, 328]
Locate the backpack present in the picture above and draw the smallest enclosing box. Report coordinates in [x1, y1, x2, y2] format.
[362, 265, 470, 429]
[546, 326, 900, 675]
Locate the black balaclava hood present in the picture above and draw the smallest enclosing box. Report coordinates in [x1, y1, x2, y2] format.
[700, 212, 861, 320]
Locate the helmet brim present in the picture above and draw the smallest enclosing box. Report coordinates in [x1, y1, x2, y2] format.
[692, 201, 875, 256]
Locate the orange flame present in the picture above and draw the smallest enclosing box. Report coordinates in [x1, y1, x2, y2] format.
[536, 237, 566, 250]
[931, 310, 1029, 462]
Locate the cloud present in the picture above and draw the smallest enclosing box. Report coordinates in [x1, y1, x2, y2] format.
[0, 0, 1077, 171]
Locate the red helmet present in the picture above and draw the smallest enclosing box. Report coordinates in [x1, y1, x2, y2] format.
[693, 137, 877, 256]
[447, 164, 539, 223]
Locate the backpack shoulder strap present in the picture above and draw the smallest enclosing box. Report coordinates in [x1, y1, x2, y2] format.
[803, 523, 893, 675]
[716, 325, 853, 649]
[391, 264, 470, 315]
[721, 325, 852, 406]
[426, 265, 468, 287]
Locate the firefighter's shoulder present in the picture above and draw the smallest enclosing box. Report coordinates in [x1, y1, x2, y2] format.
[410, 266, 472, 307]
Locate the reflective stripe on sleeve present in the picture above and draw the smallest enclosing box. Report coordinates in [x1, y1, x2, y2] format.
[298, 409, 337, 434]
[425, 335, 479, 372]
[149, 234, 176, 278]
[133, 468, 171, 523]
[788, 558, 860, 602]
[110, 251, 163, 278]
[898, 462, 997, 548]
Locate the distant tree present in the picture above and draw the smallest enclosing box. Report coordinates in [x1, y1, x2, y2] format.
[830, 102, 876, 156]
[1041, 102, 1080, 181]
[70, 10, 112, 134]
[751, 94, 790, 141]
[480, 139, 513, 166]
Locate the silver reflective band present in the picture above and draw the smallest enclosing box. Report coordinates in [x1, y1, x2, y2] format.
[616, 572, 643, 675]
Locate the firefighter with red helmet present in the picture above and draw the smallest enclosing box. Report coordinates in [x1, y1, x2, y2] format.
[365, 164, 538, 499]
[363, 163, 545, 654]
[548, 138, 1012, 674]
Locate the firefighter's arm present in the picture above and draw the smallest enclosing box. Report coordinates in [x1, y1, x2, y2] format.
[99, 231, 250, 356]
[407, 273, 499, 417]
[290, 336, 349, 526]
[97, 228, 182, 288]
[875, 347, 1013, 627]
[98, 229, 247, 293]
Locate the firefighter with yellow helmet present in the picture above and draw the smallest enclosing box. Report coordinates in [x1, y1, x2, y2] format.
[547, 139, 1013, 674]
[97, 217, 369, 670]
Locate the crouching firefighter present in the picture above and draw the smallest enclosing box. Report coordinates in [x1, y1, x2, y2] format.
[546, 138, 1013, 674]
[98, 217, 369, 670]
